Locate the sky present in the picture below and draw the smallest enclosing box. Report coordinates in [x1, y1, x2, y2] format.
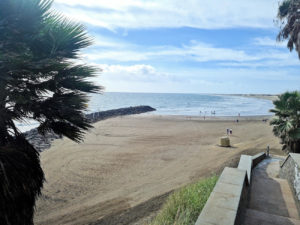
[53, 0, 300, 94]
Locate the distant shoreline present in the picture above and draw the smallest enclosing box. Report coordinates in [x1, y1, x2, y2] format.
[103, 92, 279, 101]
[135, 114, 273, 121]
[227, 94, 278, 101]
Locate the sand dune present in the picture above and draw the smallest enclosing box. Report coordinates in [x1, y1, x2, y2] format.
[34, 115, 283, 225]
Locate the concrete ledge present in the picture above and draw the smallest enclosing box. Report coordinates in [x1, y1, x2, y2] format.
[238, 155, 253, 184]
[252, 152, 266, 168]
[195, 152, 266, 225]
[195, 167, 247, 225]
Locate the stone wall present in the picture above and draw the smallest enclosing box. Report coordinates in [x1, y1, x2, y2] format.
[280, 154, 300, 212]
[85, 105, 156, 123]
[24, 105, 156, 152]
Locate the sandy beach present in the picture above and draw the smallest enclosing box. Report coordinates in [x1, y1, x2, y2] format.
[230, 94, 279, 101]
[34, 114, 283, 225]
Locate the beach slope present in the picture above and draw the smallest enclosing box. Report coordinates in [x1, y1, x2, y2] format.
[34, 115, 282, 225]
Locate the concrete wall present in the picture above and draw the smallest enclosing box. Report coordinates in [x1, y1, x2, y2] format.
[280, 154, 300, 212]
[195, 152, 266, 225]
[195, 167, 247, 225]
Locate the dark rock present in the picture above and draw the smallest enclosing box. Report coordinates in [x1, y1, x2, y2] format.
[85, 105, 156, 123]
[24, 105, 156, 152]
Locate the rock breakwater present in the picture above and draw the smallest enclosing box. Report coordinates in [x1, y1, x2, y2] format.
[85, 105, 156, 123]
[24, 105, 156, 152]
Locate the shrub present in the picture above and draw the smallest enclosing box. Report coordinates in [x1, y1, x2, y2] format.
[149, 175, 218, 225]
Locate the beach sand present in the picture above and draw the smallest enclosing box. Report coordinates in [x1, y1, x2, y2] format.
[230, 94, 278, 101]
[34, 114, 283, 225]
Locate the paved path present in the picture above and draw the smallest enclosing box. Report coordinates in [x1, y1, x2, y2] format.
[242, 157, 300, 225]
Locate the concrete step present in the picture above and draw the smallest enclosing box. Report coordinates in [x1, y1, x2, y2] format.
[242, 208, 300, 225]
[252, 159, 281, 179]
[248, 176, 299, 219]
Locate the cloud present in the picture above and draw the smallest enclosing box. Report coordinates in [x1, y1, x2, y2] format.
[82, 39, 299, 67]
[219, 57, 300, 68]
[94, 63, 300, 84]
[91, 63, 300, 94]
[84, 40, 254, 62]
[253, 37, 287, 48]
[93, 64, 170, 82]
[54, 0, 279, 30]
[91, 35, 127, 48]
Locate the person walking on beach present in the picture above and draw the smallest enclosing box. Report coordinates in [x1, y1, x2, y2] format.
[230, 129, 232, 135]
[226, 128, 229, 135]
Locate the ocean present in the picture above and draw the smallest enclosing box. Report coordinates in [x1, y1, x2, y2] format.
[88, 92, 274, 116]
[17, 92, 274, 132]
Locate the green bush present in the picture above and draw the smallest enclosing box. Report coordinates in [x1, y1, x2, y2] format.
[149, 175, 218, 225]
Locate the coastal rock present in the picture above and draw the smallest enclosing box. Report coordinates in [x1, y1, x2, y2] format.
[85, 105, 156, 123]
[24, 105, 156, 152]
[24, 130, 61, 152]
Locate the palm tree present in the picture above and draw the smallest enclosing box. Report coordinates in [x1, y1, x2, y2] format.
[270, 91, 300, 153]
[0, 0, 101, 224]
[277, 0, 300, 58]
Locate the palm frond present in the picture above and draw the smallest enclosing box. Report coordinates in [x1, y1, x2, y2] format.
[0, 0, 102, 224]
[270, 91, 300, 153]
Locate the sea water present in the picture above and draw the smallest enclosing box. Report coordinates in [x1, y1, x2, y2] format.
[88, 92, 274, 116]
[17, 92, 274, 132]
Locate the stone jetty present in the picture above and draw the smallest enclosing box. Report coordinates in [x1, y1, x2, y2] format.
[24, 105, 156, 152]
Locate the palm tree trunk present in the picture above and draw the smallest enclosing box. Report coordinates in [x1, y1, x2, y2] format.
[295, 141, 300, 153]
[288, 141, 294, 153]
[0, 83, 8, 146]
[0, 110, 8, 147]
[0, 127, 8, 146]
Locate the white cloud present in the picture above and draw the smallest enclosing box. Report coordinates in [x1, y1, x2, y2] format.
[84, 41, 254, 62]
[49, 1, 300, 94]
[93, 64, 169, 82]
[82, 50, 148, 62]
[101, 64, 159, 76]
[91, 35, 127, 48]
[54, 0, 279, 30]
[219, 57, 300, 68]
[83, 40, 298, 65]
[91, 64, 300, 94]
[254, 37, 287, 48]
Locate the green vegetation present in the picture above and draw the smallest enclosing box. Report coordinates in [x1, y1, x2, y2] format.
[270, 91, 300, 153]
[149, 176, 218, 225]
[275, 1, 300, 150]
[0, 0, 100, 224]
[277, 0, 300, 58]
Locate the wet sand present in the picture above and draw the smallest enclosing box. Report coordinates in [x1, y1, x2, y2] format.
[34, 114, 283, 225]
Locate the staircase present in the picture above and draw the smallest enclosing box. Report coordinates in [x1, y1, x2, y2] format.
[242, 158, 300, 225]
